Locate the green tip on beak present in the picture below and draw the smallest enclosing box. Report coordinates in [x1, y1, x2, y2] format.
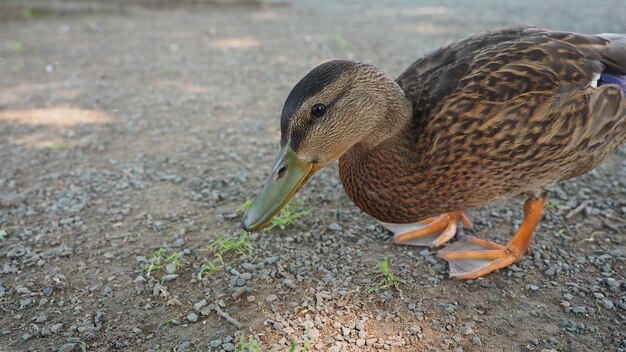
[241, 146, 319, 232]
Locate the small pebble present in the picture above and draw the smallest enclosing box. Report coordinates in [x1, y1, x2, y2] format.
[602, 299, 614, 310]
[50, 323, 63, 334]
[222, 342, 235, 351]
[356, 321, 365, 331]
[193, 300, 207, 311]
[178, 340, 191, 350]
[282, 279, 296, 289]
[35, 315, 47, 323]
[472, 337, 482, 346]
[209, 339, 222, 348]
[329, 223, 342, 231]
[187, 313, 198, 322]
[165, 263, 176, 274]
[310, 328, 320, 340]
[20, 298, 33, 309]
[161, 274, 178, 282]
[241, 263, 256, 271]
[232, 287, 247, 300]
[563, 293, 574, 300]
[16, 287, 31, 295]
[59, 343, 76, 352]
[460, 326, 473, 335]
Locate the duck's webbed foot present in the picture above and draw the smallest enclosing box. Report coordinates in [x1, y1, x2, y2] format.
[437, 195, 547, 279]
[381, 211, 473, 248]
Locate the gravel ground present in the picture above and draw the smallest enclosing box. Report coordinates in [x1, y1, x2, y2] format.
[1, 0, 625, 351]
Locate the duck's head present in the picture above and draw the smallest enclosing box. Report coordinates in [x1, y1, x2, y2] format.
[241, 60, 411, 232]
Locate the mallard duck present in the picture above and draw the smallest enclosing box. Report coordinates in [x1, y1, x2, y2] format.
[242, 27, 626, 279]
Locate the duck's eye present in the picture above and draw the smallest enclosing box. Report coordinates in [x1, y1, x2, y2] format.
[311, 103, 326, 118]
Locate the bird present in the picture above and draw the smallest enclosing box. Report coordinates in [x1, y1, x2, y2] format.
[241, 27, 626, 279]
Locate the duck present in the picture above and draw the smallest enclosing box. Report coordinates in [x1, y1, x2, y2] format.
[241, 27, 626, 279]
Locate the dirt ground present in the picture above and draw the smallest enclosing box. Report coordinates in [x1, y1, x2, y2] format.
[1, 1, 626, 351]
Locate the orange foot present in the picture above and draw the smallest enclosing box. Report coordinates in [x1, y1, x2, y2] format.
[380, 211, 473, 248]
[438, 195, 547, 279]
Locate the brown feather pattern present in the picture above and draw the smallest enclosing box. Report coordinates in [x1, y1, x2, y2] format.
[338, 27, 626, 223]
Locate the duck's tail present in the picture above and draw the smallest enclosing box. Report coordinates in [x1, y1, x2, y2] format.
[597, 33, 626, 77]
[596, 34, 626, 146]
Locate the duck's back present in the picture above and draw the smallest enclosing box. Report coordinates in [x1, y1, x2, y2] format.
[399, 27, 626, 139]
[341, 27, 626, 223]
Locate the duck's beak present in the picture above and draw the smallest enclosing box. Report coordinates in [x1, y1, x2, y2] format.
[241, 145, 319, 232]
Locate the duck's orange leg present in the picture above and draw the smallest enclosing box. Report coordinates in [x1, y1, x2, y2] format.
[381, 211, 473, 248]
[437, 195, 546, 279]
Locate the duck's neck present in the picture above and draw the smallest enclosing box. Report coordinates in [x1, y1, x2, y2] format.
[355, 80, 413, 150]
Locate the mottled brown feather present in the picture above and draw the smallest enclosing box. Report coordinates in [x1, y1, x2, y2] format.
[339, 27, 626, 223]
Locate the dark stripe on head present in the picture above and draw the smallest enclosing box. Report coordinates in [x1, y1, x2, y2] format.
[289, 87, 350, 152]
[280, 60, 356, 146]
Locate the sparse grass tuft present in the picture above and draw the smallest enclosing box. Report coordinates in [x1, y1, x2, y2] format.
[40, 142, 74, 153]
[368, 256, 401, 294]
[38, 136, 94, 153]
[145, 248, 180, 277]
[236, 332, 263, 352]
[233, 322, 311, 352]
[287, 341, 309, 352]
[236, 199, 253, 213]
[12, 41, 24, 53]
[198, 232, 253, 279]
[13, 60, 25, 72]
[285, 322, 311, 352]
[158, 318, 178, 329]
[66, 337, 88, 352]
[546, 200, 560, 210]
[197, 260, 222, 278]
[207, 232, 254, 257]
[237, 199, 310, 232]
[162, 67, 178, 75]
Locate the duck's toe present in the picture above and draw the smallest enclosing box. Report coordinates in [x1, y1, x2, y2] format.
[381, 211, 472, 248]
[437, 236, 518, 279]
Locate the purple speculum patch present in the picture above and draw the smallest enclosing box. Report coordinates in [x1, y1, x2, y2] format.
[598, 72, 626, 92]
